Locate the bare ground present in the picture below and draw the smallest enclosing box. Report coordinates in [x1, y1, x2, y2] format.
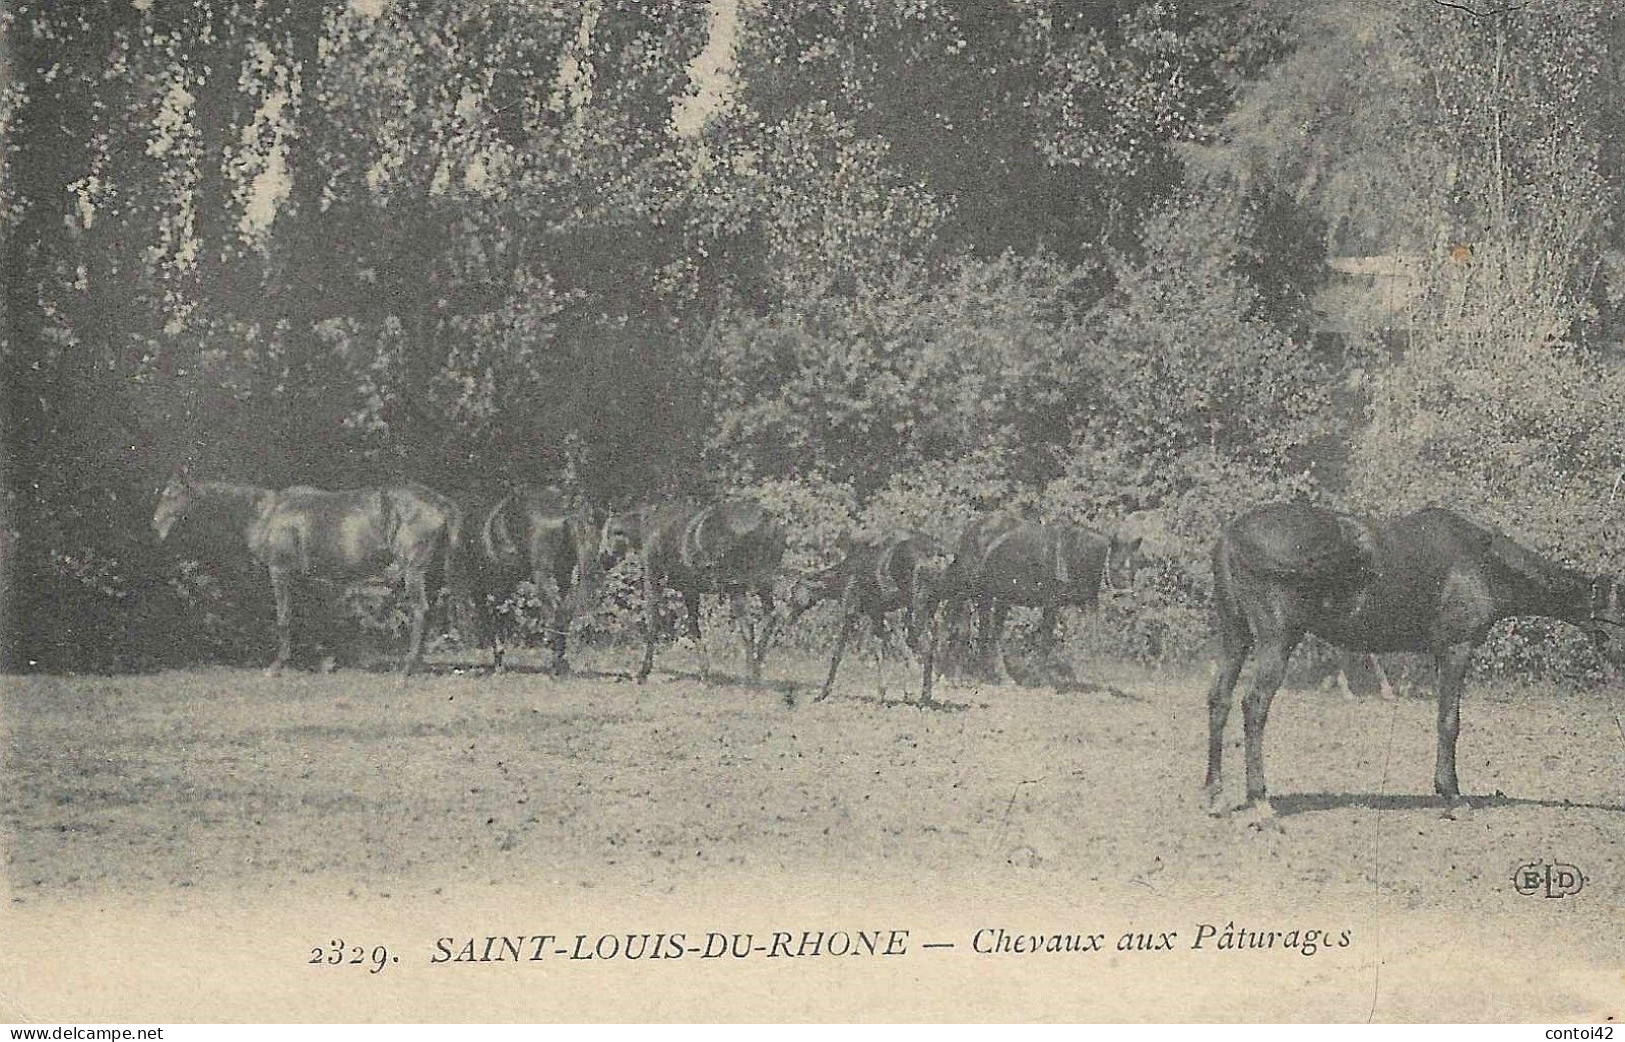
[3, 643, 1623, 1021]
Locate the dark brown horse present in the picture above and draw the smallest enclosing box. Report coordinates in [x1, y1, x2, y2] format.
[465, 485, 600, 675]
[940, 515, 1142, 682]
[599, 498, 786, 683]
[1205, 502, 1625, 819]
[785, 530, 948, 703]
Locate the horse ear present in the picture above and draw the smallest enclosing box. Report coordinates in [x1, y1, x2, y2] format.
[1127, 536, 1143, 555]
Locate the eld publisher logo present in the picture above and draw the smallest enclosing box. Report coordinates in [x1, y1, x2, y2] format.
[1512, 862, 1585, 899]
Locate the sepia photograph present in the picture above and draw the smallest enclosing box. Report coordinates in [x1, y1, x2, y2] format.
[2, 0, 1622, 1025]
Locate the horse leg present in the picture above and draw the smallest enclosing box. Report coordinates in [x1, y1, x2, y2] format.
[400, 567, 429, 679]
[819, 612, 857, 702]
[548, 586, 572, 676]
[873, 612, 888, 702]
[918, 605, 938, 705]
[266, 565, 294, 676]
[1433, 643, 1474, 799]
[1240, 631, 1300, 818]
[973, 597, 995, 677]
[686, 591, 711, 682]
[989, 602, 1014, 684]
[1373, 655, 1396, 701]
[637, 570, 659, 683]
[752, 586, 779, 677]
[1203, 642, 1248, 814]
[1038, 604, 1060, 682]
[1204, 539, 1252, 814]
[729, 586, 757, 681]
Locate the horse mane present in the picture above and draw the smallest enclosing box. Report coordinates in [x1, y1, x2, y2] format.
[199, 481, 274, 505]
[1486, 530, 1587, 592]
[1418, 507, 1585, 593]
[184, 482, 276, 532]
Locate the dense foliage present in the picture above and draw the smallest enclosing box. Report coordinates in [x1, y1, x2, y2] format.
[6, 0, 1625, 677]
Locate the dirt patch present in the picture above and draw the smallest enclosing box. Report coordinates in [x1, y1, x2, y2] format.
[4, 648, 1623, 1020]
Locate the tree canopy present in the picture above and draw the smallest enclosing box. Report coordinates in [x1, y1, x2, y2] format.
[6, 0, 1625, 673]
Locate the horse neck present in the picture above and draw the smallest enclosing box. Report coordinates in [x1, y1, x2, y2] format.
[1543, 574, 1598, 627]
[1497, 559, 1595, 627]
[620, 511, 648, 551]
[198, 483, 272, 533]
[788, 562, 847, 621]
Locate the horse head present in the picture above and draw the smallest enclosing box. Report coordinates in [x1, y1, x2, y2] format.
[598, 509, 644, 572]
[152, 465, 198, 541]
[1101, 533, 1145, 593]
[1582, 575, 1625, 663]
[786, 575, 825, 621]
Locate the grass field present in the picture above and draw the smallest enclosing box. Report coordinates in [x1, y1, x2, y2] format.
[4, 642, 1623, 1020]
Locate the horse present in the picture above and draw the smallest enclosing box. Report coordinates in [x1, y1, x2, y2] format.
[252, 483, 464, 677]
[939, 515, 1142, 683]
[598, 498, 786, 683]
[464, 485, 600, 675]
[784, 530, 948, 703]
[155, 471, 464, 675]
[1204, 502, 1625, 820]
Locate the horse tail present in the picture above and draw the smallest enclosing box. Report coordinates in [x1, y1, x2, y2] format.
[1053, 528, 1071, 587]
[679, 503, 712, 571]
[1210, 532, 1250, 657]
[874, 536, 903, 600]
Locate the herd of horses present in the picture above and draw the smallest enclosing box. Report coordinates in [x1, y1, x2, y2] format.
[153, 467, 1625, 817]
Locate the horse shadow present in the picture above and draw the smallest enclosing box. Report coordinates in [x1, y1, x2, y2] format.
[988, 654, 1145, 702]
[1050, 677, 1144, 702]
[1271, 791, 1625, 816]
[639, 666, 803, 697]
[810, 689, 974, 713]
[434, 660, 624, 682]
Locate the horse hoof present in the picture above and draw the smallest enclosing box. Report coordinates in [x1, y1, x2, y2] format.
[264, 662, 286, 678]
[1239, 800, 1280, 831]
[551, 660, 572, 677]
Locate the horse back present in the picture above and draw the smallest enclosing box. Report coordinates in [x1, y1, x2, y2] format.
[653, 498, 784, 584]
[255, 488, 390, 575]
[979, 522, 1111, 605]
[256, 485, 455, 577]
[1226, 502, 1374, 582]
